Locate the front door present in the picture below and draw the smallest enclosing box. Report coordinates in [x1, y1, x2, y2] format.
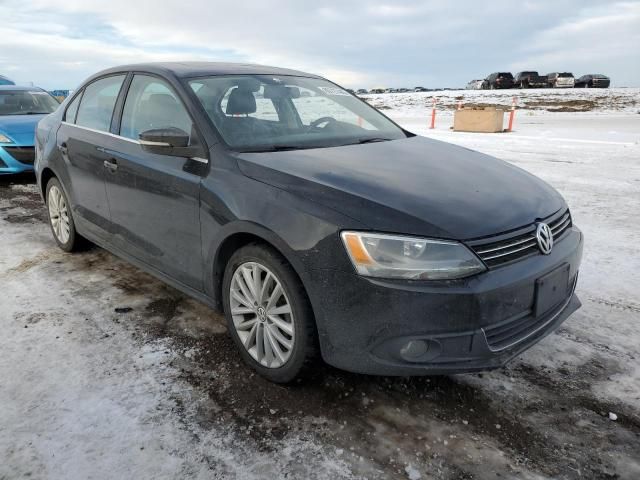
[103, 74, 207, 290]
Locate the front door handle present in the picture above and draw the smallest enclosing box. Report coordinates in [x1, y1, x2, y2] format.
[103, 159, 118, 172]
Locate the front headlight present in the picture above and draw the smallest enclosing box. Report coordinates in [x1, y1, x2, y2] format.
[0, 133, 13, 143]
[341, 231, 486, 280]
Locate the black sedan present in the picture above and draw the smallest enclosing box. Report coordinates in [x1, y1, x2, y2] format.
[35, 62, 583, 383]
[575, 74, 610, 88]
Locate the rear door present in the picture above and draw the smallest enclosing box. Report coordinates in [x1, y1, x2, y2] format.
[57, 74, 126, 237]
[103, 74, 207, 290]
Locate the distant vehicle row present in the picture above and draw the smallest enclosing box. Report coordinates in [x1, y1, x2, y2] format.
[466, 72, 610, 90]
[348, 87, 432, 95]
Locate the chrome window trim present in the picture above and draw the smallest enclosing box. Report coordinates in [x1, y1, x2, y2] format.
[61, 121, 139, 143]
[60, 121, 209, 163]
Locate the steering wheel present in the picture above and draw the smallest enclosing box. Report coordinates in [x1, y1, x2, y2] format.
[310, 116, 337, 129]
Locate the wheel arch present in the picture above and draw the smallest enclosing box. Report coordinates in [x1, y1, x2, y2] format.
[209, 225, 311, 313]
[39, 167, 58, 199]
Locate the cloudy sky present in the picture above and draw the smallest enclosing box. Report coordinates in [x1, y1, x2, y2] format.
[1, 0, 639, 90]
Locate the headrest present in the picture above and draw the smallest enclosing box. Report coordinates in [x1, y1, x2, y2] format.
[226, 88, 256, 115]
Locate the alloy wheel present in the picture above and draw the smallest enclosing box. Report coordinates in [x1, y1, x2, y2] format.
[229, 262, 295, 368]
[48, 185, 70, 244]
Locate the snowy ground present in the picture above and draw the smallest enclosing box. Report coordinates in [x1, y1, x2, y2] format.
[1, 89, 639, 479]
[363, 87, 640, 114]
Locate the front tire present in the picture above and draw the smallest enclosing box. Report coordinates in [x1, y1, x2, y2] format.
[46, 178, 85, 252]
[222, 243, 319, 383]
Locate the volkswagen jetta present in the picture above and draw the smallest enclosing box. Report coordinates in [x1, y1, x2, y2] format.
[35, 62, 583, 383]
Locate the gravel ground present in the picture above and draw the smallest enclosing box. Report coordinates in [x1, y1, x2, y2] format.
[1, 101, 639, 479]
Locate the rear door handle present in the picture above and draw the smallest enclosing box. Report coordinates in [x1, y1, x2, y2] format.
[103, 158, 118, 172]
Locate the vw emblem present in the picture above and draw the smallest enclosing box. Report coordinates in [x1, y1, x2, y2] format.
[536, 222, 554, 255]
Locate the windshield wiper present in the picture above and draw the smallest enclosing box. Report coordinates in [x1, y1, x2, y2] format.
[16, 111, 50, 115]
[355, 137, 392, 144]
[241, 145, 325, 153]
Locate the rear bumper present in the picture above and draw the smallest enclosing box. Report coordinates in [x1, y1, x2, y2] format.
[0, 144, 35, 174]
[307, 227, 583, 376]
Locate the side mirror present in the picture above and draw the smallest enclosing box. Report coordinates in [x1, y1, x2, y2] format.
[139, 127, 190, 149]
[138, 126, 208, 162]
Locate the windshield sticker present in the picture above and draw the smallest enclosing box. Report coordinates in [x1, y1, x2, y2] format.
[318, 86, 351, 96]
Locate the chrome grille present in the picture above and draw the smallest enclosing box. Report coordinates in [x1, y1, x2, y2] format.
[468, 210, 572, 268]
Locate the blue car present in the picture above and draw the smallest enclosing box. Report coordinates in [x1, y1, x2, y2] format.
[0, 74, 15, 85]
[0, 86, 60, 174]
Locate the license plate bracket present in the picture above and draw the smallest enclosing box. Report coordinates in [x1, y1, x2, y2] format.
[535, 264, 570, 317]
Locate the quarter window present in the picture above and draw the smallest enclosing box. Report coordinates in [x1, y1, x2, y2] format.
[120, 75, 193, 141]
[75, 75, 125, 132]
[64, 93, 82, 123]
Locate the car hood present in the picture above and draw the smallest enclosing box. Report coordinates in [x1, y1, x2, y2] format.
[0, 114, 46, 144]
[236, 136, 565, 240]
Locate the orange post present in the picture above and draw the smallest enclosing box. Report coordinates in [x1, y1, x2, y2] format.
[429, 98, 436, 129]
[507, 96, 516, 132]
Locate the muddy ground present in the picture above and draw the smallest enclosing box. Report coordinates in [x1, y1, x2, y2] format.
[1, 116, 639, 480]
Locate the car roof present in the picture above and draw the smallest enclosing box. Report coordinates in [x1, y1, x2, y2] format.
[91, 61, 322, 80]
[0, 85, 45, 92]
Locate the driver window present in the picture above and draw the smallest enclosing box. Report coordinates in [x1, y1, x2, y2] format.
[120, 75, 193, 141]
[292, 87, 374, 129]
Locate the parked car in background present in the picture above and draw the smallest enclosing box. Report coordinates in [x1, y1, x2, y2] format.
[35, 62, 582, 383]
[0, 75, 15, 86]
[483, 72, 514, 89]
[547, 72, 575, 88]
[369, 88, 385, 94]
[0, 86, 60, 174]
[514, 71, 547, 89]
[466, 79, 484, 90]
[574, 74, 610, 88]
[414, 87, 428, 92]
[356, 89, 368, 95]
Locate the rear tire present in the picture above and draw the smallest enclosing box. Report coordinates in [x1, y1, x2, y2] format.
[222, 243, 319, 383]
[45, 177, 86, 252]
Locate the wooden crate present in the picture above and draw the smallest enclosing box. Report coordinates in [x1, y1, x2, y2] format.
[453, 107, 506, 133]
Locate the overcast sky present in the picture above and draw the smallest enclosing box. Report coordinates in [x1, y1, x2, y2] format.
[1, 0, 639, 90]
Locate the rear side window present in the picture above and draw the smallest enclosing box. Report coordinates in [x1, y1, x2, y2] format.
[120, 75, 193, 141]
[76, 75, 126, 132]
[64, 93, 82, 123]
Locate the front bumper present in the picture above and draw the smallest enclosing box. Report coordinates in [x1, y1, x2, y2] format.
[0, 144, 35, 174]
[307, 227, 583, 375]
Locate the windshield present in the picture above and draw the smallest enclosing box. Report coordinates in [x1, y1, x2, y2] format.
[0, 90, 60, 116]
[188, 75, 408, 152]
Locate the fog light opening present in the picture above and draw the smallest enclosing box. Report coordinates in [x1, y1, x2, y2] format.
[400, 340, 429, 361]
